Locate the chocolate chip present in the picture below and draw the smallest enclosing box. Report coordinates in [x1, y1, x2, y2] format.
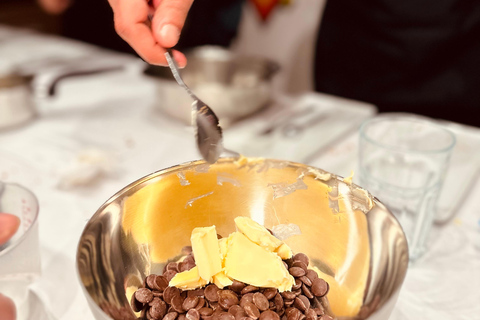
[178, 313, 187, 320]
[311, 279, 329, 297]
[180, 255, 196, 272]
[146, 274, 158, 290]
[280, 291, 296, 301]
[284, 300, 294, 307]
[263, 288, 278, 300]
[172, 295, 186, 313]
[149, 298, 167, 319]
[305, 270, 318, 283]
[305, 308, 317, 320]
[218, 311, 235, 320]
[289, 267, 306, 278]
[253, 293, 269, 311]
[209, 302, 220, 311]
[199, 307, 214, 317]
[194, 298, 206, 311]
[286, 308, 301, 320]
[135, 288, 154, 304]
[292, 279, 302, 291]
[183, 296, 200, 310]
[165, 262, 179, 273]
[230, 280, 246, 294]
[299, 276, 312, 287]
[240, 293, 254, 308]
[293, 296, 310, 312]
[241, 285, 259, 295]
[164, 286, 181, 304]
[218, 290, 239, 310]
[291, 262, 308, 273]
[292, 253, 309, 266]
[164, 311, 179, 320]
[187, 308, 201, 320]
[259, 310, 280, 320]
[274, 293, 283, 312]
[185, 289, 201, 299]
[205, 285, 220, 302]
[130, 293, 143, 312]
[301, 284, 314, 300]
[154, 275, 169, 292]
[243, 302, 260, 319]
[227, 305, 243, 316]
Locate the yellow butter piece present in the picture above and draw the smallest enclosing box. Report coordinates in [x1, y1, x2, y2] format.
[169, 266, 208, 290]
[234, 216, 283, 251]
[218, 237, 228, 265]
[224, 232, 294, 292]
[274, 243, 293, 260]
[191, 226, 222, 281]
[212, 271, 233, 289]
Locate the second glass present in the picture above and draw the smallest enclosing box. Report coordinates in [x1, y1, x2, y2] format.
[358, 114, 456, 262]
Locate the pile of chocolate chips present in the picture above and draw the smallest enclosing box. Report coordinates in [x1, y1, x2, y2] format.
[131, 250, 335, 320]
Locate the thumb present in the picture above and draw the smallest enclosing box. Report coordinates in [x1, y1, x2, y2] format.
[151, 0, 194, 48]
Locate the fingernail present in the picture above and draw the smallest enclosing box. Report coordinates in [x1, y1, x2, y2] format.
[159, 24, 180, 47]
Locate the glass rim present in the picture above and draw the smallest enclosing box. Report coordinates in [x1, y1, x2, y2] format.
[360, 113, 456, 154]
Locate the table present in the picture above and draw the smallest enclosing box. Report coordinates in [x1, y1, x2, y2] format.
[1, 25, 479, 320]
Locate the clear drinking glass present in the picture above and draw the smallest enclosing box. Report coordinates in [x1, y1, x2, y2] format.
[358, 114, 456, 262]
[0, 181, 40, 319]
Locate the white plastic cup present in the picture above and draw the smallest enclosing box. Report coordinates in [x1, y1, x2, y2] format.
[0, 182, 40, 319]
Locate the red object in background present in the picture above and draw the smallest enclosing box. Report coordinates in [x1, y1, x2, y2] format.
[250, 0, 279, 21]
[0, 213, 20, 246]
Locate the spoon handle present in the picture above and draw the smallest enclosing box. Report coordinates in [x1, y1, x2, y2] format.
[164, 49, 198, 101]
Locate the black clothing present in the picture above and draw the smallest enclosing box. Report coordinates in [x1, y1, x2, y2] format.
[314, 0, 480, 127]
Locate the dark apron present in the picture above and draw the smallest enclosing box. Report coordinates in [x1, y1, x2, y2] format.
[314, 0, 480, 127]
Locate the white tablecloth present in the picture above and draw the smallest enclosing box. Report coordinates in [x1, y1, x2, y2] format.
[1, 26, 479, 320]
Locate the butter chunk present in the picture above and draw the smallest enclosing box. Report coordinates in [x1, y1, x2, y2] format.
[212, 271, 233, 289]
[224, 232, 294, 292]
[234, 216, 283, 251]
[169, 266, 208, 290]
[274, 243, 293, 260]
[191, 226, 222, 281]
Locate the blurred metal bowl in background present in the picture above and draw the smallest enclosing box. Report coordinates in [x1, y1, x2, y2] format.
[144, 46, 279, 127]
[77, 158, 408, 320]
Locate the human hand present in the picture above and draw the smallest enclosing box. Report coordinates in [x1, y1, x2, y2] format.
[0, 213, 20, 246]
[0, 293, 16, 320]
[37, 0, 71, 15]
[108, 0, 194, 67]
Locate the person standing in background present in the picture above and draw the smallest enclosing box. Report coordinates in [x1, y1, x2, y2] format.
[37, 0, 480, 127]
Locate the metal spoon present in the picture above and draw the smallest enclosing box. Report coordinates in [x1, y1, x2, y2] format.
[164, 49, 223, 163]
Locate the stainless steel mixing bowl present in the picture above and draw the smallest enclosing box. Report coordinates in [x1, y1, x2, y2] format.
[144, 46, 279, 127]
[76, 158, 408, 320]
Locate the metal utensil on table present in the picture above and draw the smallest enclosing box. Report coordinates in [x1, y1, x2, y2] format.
[164, 49, 223, 163]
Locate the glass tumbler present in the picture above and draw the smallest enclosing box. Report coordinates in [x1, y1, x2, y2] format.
[358, 114, 455, 262]
[0, 181, 40, 319]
